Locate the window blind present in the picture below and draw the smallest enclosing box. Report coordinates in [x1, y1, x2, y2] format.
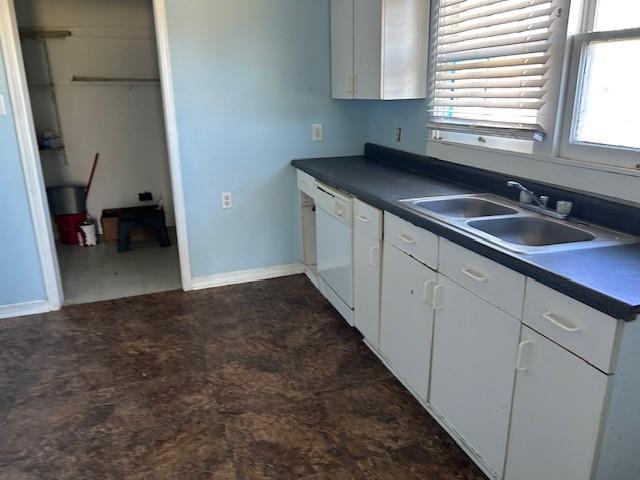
[429, 0, 559, 141]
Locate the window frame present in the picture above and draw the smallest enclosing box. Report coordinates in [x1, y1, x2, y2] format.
[426, 0, 640, 175]
[559, 25, 640, 169]
[427, 0, 572, 158]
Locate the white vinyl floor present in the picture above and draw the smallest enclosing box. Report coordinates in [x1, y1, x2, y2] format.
[56, 229, 181, 305]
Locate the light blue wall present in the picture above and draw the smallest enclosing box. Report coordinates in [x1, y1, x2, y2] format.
[166, 0, 369, 277]
[366, 100, 428, 155]
[0, 48, 46, 305]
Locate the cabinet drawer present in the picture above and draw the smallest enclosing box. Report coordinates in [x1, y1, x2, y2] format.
[297, 170, 317, 198]
[523, 280, 619, 373]
[384, 212, 438, 269]
[354, 198, 382, 239]
[439, 238, 525, 318]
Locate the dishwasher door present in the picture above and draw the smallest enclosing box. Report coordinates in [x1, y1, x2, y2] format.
[315, 185, 353, 309]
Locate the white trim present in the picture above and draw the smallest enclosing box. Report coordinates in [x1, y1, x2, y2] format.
[0, 0, 194, 307]
[559, 28, 640, 169]
[0, 300, 53, 320]
[0, 0, 63, 309]
[191, 263, 306, 291]
[153, 0, 193, 291]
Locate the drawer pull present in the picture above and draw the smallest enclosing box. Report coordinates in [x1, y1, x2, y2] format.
[397, 233, 416, 245]
[542, 312, 580, 333]
[516, 340, 532, 372]
[461, 267, 487, 283]
[369, 245, 379, 267]
[356, 214, 371, 223]
[423, 280, 435, 305]
[433, 285, 445, 310]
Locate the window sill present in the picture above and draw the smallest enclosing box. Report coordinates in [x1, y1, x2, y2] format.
[427, 137, 640, 178]
[426, 138, 640, 206]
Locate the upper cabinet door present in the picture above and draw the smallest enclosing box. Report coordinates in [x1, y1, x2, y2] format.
[505, 326, 608, 480]
[353, 0, 383, 99]
[429, 275, 520, 478]
[380, 0, 429, 99]
[331, 0, 355, 99]
[331, 0, 429, 100]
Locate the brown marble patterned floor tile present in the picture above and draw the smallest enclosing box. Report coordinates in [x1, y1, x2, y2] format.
[0, 274, 487, 480]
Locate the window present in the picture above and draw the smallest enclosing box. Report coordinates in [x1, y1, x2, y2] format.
[428, 0, 565, 142]
[561, 0, 640, 166]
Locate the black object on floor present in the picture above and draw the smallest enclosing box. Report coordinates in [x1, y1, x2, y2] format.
[117, 205, 170, 252]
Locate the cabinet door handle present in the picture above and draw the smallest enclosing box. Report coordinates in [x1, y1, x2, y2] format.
[347, 75, 353, 94]
[353, 75, 358, 95]
[433, 285, 445, 310]
[542, 312, 580, 333]
[461, 267, 487, 283]
[397, 233, 416, 245]
[516, 340, 532, 372]
[422, 280, 435, 305]
[369, 245, 379, 267]
[356, 214, 370, 223]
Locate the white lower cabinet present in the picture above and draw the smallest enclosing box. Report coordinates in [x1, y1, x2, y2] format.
[354, 226, 382, 346]
[430, 274, 520, 478]
[505, 326, 609, 480]
[380, 243, 436, 401]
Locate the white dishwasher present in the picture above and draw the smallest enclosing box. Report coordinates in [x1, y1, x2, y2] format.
[314, 182, 354, 325]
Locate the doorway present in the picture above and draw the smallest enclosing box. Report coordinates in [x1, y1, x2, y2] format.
[2, 0, 191, 306]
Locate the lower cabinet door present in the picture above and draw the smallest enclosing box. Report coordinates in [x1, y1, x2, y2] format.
[505, 326, 608, 480]
[354, 228, 381, 346]
[430, 275, 520, 478]
[380, 243, 436, 401]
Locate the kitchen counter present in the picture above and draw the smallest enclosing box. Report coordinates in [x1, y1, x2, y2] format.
[292, 150, 640, 321]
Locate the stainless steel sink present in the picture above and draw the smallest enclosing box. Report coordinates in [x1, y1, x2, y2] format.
[467, 217, 595, 247]
[412, 196, 517, 219]
[399, 193, 637, 254]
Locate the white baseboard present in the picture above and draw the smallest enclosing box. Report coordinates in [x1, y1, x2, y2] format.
[190, 263, 306, 291]
[0, 300, 55, 319]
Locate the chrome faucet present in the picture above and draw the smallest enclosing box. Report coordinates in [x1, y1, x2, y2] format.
[507, 180, 573, 220]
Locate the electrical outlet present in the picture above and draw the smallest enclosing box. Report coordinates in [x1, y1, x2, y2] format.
[221, 192, 232, 209]
[395, 127, 402, 143]
[0, 95, 6, 116]
[312, 124, 323, 141]
[138, 191, 153, 202]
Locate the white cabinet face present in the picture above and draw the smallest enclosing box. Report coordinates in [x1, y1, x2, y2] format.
[354, 228, 382, 346]
[330, 0, 428, 100]
[353, 0, 382, 99]
[429, 275, 520, 478]
[505, 326, 608, 480]
[380, 243, 436, 400]
[330, 0, 355, 99]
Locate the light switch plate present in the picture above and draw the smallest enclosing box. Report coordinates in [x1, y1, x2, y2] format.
[0, 95, 6, 116]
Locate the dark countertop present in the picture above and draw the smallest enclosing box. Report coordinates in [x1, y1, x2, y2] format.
[292, 154, 640, 321]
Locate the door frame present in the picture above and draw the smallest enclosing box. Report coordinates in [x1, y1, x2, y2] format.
[0, 0, 193, 312]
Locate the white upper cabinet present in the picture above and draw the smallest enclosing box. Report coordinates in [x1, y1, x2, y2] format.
[331, 0, 429, 100]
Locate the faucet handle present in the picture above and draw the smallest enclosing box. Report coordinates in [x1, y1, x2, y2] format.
[519, 191, 533, 204]
[556, 201, 573, 216]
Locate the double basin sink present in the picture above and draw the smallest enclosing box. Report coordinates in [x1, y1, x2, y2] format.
[400, 194, 636, 255]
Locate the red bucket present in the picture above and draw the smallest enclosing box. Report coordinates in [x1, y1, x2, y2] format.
[54, 213, 86, 244]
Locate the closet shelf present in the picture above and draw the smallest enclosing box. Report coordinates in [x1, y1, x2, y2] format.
[20, 29, 72, 39]
[71, 75, 160, 85]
